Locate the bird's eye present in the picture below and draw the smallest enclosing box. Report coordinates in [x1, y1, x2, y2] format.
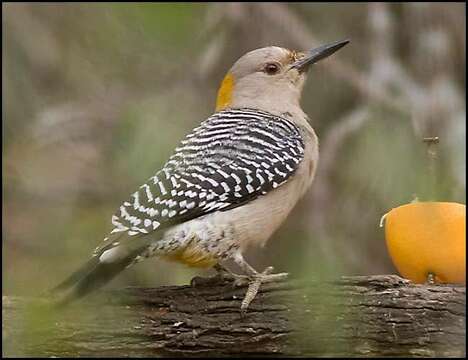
[264, 62, 280, 75]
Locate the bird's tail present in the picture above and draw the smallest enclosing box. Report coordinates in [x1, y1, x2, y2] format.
[50, 244, 148, 307]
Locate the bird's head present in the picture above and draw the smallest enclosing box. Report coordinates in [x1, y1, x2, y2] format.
[216, 40, 349, 114]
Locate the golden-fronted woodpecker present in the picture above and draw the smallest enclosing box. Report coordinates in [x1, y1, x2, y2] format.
[53, 39, 349, 311]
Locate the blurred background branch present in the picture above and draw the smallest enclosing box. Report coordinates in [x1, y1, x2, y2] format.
[3, 3, 465, 298]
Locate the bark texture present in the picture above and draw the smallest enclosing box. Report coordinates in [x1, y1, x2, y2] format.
[2, 275, 465, 357]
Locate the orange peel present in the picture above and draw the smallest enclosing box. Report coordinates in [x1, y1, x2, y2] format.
[381, 202, 465, 284]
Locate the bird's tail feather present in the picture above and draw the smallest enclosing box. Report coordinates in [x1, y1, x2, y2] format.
[50, 245, 147, 307]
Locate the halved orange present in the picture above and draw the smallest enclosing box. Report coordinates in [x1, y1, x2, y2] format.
[382, 202, 465, 284]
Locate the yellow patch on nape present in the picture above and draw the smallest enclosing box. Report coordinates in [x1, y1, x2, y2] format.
[215, 72, 234, 111]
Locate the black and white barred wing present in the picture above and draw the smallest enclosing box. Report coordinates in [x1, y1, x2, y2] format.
[109, 108, 305, 239]
[54, 109, 305, 304]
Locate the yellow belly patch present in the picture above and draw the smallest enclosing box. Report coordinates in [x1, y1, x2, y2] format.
[163, 245, 217, 268]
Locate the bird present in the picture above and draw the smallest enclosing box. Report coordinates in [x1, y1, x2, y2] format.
[52, 39, 350, 312]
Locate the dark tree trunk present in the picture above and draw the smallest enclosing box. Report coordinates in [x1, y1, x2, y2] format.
[2, 275, 465, 357]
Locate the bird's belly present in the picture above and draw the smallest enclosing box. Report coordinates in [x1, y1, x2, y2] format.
[158, 185, 308, 267]
[162, 247, 218, 268]
[158, 218, 238, 268]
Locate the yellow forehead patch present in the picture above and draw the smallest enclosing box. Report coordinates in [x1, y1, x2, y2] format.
[290, 50, 300, 62]
[216, 73, 234, 111]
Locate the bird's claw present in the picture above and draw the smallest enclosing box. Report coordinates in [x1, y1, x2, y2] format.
[239, 267, 288, 315]
[191, 265, 288, 315]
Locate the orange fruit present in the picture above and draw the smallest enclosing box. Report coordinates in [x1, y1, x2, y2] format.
[383, 202, 465, 284]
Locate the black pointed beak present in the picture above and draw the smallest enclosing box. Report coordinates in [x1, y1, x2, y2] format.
[292, 39, 350, 72]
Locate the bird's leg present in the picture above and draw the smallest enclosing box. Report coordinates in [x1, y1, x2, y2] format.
[213, 263, 252, 285]
[213, 263, 238, 282]
[191, 263, 245, 287]
[233, 253, 288, 313]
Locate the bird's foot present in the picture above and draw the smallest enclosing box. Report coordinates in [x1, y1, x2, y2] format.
[190, 264, 238, 287]
[190, 263, 288, 314]
[238, 266, 288, 315]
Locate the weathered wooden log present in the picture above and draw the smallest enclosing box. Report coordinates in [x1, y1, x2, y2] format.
[2, 275, 465, 357]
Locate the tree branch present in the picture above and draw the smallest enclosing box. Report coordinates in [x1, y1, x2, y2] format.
[3, 275, 465, 357]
